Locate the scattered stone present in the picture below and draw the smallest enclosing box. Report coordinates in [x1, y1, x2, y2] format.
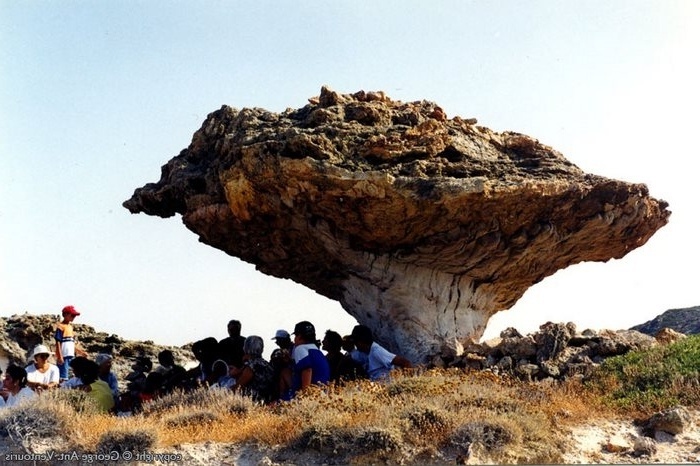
[646, 406, 692, 436]
[654, 327, 687, 345]
[633, 436, 657, 457]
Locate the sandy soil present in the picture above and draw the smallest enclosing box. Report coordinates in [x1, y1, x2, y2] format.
[561, 409, 700, 465]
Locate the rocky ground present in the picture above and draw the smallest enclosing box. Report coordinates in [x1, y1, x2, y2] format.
[1, 312, 698, 464]
[1, 410, 697, 466]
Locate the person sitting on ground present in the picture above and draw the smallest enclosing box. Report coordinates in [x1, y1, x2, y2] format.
[270, 347, 293, 402]
[343, 334, 369, 365]
[138, 372, 165, 407]
[272, 329, 293, 352]
[291, 321, 330, 397]
[185, 337, 221, 388]
[322, 330, 366, 383]
[209, 359, 236, 389]
[0, 365, 37, 407]
[125, 356, 152, 395]
[61, 356, 90, 389]
[155, 350, 188, 393]
[78, 359, 115, 413]
[350, 325, 413, 381]
[270, 329, 294, 401]
[233, 336, 274, 403]
[25, 344, 60, 392]
[96, 353, 119, 399]
[219, 319, 246, 369]
[54, 305, 87, 382]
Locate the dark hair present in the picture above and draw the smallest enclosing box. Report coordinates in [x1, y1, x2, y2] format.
[69, 356, 91, 378]
[192, 337, 220, 361]
[293, 321, 316, 341]
[323, 330, 343, 352]
[80, 360, 100, 385]
[158, 350, 175, 366]
[6, 365, 28, 388]
[350, 325, 374, 345]
[134, 356, 152, 372]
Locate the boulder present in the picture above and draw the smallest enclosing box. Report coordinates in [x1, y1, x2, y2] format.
[645, 406, 692, 436]
[124, 87, 670, 363]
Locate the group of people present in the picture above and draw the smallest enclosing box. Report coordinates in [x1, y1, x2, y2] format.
[0, 306, 118, 411]
[0, 306, 413, 413]
[186, 318, 413, 404]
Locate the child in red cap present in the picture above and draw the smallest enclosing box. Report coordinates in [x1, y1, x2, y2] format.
[54, 305, 86, 381]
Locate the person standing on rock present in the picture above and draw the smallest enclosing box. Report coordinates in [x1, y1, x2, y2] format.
[350, 325, 412, 381]
[291, 321, 330, 396]
[54, 305, 87, 382]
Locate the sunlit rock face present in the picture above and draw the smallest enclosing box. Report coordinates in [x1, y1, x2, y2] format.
[124, 87, 670, 364]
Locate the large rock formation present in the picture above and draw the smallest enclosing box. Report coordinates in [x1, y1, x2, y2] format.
[631, 306, 700, 336]
[124, 87, 670, 364]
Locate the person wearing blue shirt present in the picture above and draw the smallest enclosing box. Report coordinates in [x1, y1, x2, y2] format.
[291, 321, 330, 396]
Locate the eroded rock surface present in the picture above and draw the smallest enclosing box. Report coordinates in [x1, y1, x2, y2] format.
[124, 87, 670, 363]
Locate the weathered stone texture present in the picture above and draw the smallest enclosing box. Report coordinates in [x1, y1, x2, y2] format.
[124, 87, 670, 363]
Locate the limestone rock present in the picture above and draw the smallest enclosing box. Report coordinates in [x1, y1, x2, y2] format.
[654, 327, 687, 345]
[645, 406, 692, 436]
[124, 87, 670, 363]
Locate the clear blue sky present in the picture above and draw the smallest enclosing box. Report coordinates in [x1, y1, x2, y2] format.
[1, 1, 698, 355]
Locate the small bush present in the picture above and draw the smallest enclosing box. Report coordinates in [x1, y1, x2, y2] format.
[405, 406, 451, 432]
[140, 387, 254, 416]
[164, 410, 221, 428]
[96, 428, 157, 455]
[386, 371, 460, 397]
[297, 425, 403, 456]
[0, 400, 69, 442]
[45, 388, 102, 415]
[450, 419, 518, 451]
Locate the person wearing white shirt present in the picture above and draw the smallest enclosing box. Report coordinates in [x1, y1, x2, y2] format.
[350, 325, 413, 381]
[1, 365, 37, 408]
[25, 344, 60, 392]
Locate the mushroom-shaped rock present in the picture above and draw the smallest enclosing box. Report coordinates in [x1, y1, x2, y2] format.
[124, 87, 670, 364]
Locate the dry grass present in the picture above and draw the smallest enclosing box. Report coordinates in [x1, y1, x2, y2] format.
[0, 368, 637, 464]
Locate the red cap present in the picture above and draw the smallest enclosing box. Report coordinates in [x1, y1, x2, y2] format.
[62, 305, 80, 316]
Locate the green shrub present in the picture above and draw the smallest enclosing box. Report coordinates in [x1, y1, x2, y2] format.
[588, 334, 700, 412]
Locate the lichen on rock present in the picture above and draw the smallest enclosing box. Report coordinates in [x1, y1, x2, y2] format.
[124, 86, 670, 364]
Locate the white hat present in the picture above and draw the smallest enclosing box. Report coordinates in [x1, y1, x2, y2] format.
[272, 329, 290, 340]
[31, 344, 51, 358]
